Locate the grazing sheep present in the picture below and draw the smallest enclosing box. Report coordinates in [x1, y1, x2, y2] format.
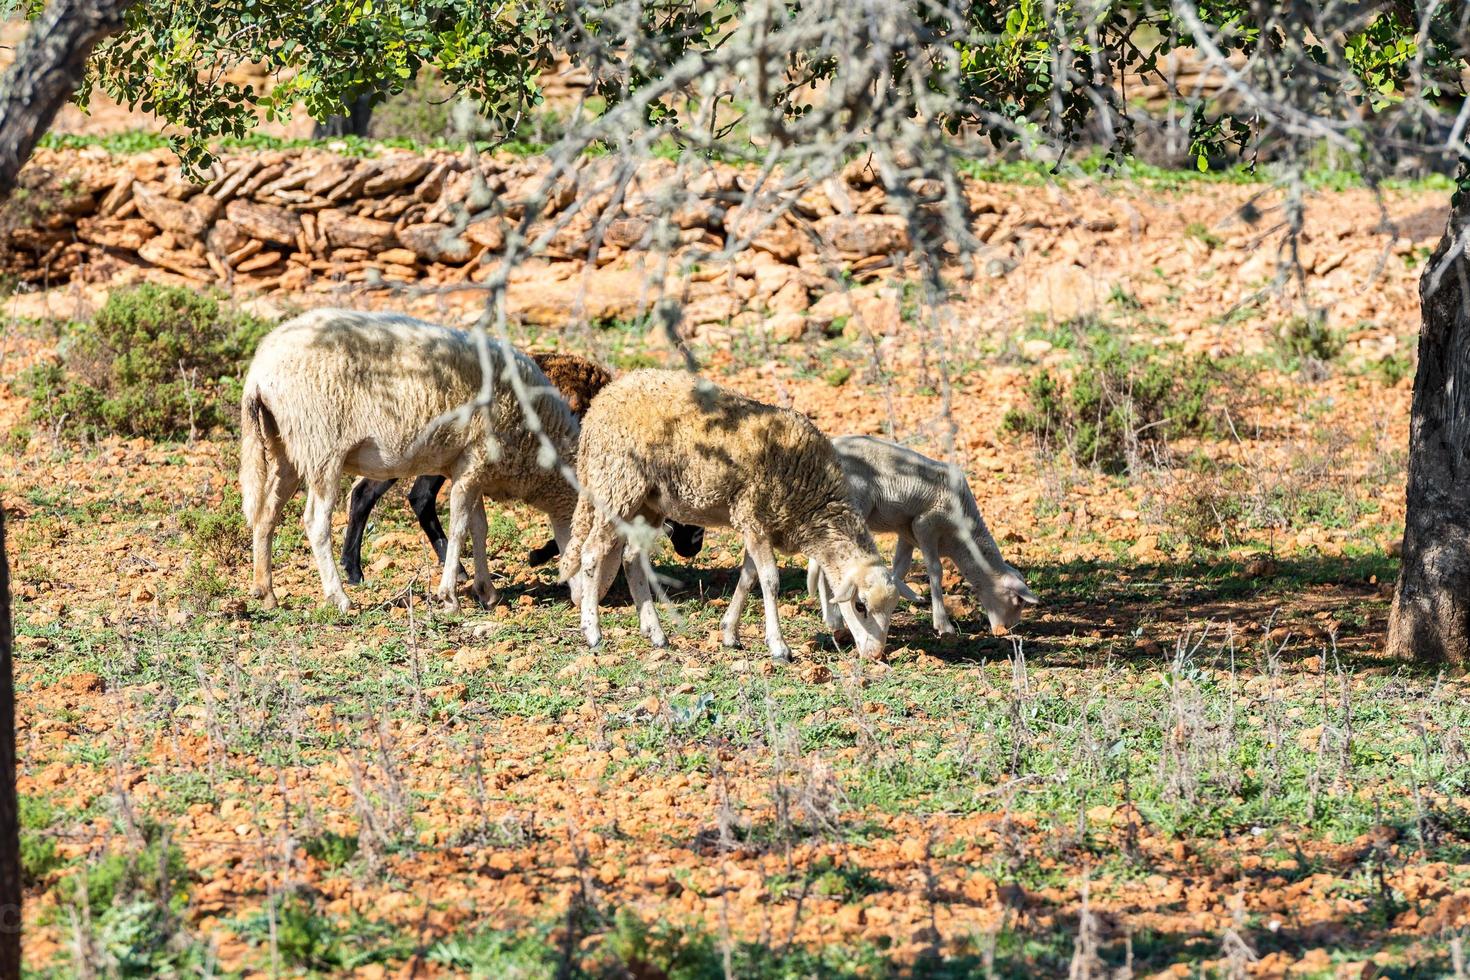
[240, 309, 579, 613]
[559, 369, 898, 661]
[339, 351, 704, 582]
[807, 435, 1037, 636]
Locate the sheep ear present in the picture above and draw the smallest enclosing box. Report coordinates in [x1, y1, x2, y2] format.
[829, 574, 858, 604]
[1001, 572, 1038, 605]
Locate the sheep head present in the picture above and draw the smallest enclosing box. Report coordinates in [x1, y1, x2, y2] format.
[829, 559, 898, 659]
[976, 567, 1039, 636]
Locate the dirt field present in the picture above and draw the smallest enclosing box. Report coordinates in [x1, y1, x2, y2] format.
[3, 150, 1470, 978]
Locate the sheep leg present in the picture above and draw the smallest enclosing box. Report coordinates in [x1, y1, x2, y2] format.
[527, 537, 560, 567]
[807, 559, 843, 630]
[720, 550, 759, 650]
[915, 525, 956, 636]
[436, 480, 476, 612]
[891, 540, 922, 603]
[578, 524, 621, 648]
[549, 514, 582, 606]
[623, 547, 667, 648]
[747, 538, 792, 663]
[250, 464, 299, 610]
[341, 477, 396, 586]
[303, 479, 350, 614]
[408, 475, 464, 582]
[667, 521, 705, 559]
[467, 498, 498, 608]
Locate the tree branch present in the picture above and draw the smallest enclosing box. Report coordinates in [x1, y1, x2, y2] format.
[0, 0, 135, 200]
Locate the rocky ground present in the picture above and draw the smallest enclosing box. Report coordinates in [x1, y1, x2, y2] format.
[3, 142, 1468, 977]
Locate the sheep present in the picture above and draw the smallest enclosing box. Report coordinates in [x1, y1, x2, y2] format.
[239, 309, 579, 614]
[338, 351, 704, 583]
[806, 435, 1038, 637]
[559, 369, 898, 661]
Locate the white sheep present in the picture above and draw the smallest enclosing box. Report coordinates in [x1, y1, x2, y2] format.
[239, 309, 579, 613]
[558, 369, 898, 661]
[807, 435, 1038, 636]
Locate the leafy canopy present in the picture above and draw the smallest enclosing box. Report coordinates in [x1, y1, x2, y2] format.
[34, 1, 1460, 179]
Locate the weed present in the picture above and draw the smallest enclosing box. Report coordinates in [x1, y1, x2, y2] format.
[1004, 326, 1220, 473]
[20, 796, 65, 887]
[1271, 313, 1342, 372]
[1373, 352, 1415, 387]
[178, 485, 248, 568]
[302, 830, 360, 870]
[824, 365, 854, 387]
[176, 557, 231, 615]
[1185, 221, 1223, 248]
[427, 925, 561, 976]
[55, 822, 203, 975]
[242, 890, 414, 970]
[2, 425, 30, 456]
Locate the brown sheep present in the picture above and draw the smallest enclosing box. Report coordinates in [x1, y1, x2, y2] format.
[560, 369, 898, 661]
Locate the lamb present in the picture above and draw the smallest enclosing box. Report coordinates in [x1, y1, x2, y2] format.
[338, 351, 704, 583]
[559, 369, 898, 661]
[807, 435, 1038, 636]
[239, 309, 579, 613]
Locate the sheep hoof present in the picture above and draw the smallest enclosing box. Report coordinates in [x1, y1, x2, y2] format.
[720, 633, 741, 650]
[472, 583, 499, 609]
[936, 623, 957, 638]
[649, 631, 668, 649]
[769, 647, 793, 664]
[256, 591, 278, 611]
[584, 628, 603, 649]
[329, 593, 352, 614]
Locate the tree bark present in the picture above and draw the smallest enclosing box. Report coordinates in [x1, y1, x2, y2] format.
[0, 509, 17, 976]
[0, 0, 136, 200]
[1388, 184, 1470, 665]
[0, 2, 137, 967]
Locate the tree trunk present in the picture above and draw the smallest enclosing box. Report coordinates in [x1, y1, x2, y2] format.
[312, 93, 376, 139]
[1387, 184, 1470, 664]
[0, 2, 137, 965]
[0, 509, 18, 975]
[0, 0, 136, 199]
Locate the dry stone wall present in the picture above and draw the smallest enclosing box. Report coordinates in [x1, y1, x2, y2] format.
[2, 144, 1446, 364]
[4, 147, 951, 331]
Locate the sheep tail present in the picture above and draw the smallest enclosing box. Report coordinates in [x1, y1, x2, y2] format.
[239, 386, 276, 530]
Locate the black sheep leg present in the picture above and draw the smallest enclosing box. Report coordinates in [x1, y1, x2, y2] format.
[342, 478, 399, 585]
[668, 521, 705, 558]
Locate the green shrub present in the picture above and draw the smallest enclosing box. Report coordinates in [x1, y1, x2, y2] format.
[1272, 312, 1342, 368]
[178, 485, 248, 567]
[54, 822, 200, 974]
[1004, 328, 1219, 473]
[16, 284, 270, 441]
[302, 830, 359, 870]
[20, 796, 65, 887]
